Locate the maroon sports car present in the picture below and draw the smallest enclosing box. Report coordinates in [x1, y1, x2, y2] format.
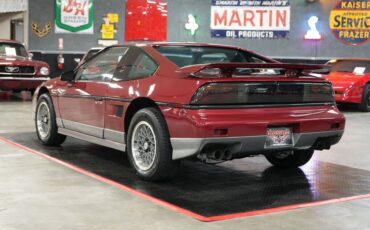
[32, 43, 345, 181]
[0, 39, 50, 93]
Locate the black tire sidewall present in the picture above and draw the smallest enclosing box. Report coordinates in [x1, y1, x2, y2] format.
[363, 85, 370, 112]
[265, 150, 314, 168]
[127, 108, 173, 180]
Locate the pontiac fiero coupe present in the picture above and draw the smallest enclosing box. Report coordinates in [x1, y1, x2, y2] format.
[33, 43, 345, 181]
[0, 39, 50, 93]
[325, 58, 370, 112]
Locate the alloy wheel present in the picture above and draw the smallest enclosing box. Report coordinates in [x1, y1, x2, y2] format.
[131, 121, 157, 171]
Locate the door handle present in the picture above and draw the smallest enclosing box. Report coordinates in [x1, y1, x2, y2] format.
[94, 96, 103, 101]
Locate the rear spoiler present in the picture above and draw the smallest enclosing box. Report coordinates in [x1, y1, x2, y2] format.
[178, 62, 330, 78]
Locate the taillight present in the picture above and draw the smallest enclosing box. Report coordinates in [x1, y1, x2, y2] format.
[190, 82, 335, 106]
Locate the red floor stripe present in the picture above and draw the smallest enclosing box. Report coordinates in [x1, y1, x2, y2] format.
[1, 135, 370, 222]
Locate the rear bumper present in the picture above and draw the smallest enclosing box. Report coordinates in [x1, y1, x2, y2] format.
[170, 130, 343, 160]
[0, 77, 49, 90]
[161, 105, 345, 160]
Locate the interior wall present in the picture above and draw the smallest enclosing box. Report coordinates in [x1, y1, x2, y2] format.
[29, 0, 125, 53]
[28, 0, 369, 59]
[166, 0, 370, 59]
[0, 12, 24, 41]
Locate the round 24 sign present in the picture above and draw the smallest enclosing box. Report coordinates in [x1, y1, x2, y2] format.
[329, 0, 370, 45]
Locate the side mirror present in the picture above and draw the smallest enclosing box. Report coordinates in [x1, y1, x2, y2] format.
[60, 70, 75, 82]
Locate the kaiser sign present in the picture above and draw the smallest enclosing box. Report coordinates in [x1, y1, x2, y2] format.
[211, 0, 290, 39]
[55, 0, 94, 34]
[329, 0, 370, 45]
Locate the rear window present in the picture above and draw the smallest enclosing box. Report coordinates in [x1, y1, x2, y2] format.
[327, 60, 370, 74]
[154, 46, 270, 67]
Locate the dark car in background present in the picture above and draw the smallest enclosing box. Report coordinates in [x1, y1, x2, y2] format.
[0, 39, 50, 93]
[325, 58, 370, 112]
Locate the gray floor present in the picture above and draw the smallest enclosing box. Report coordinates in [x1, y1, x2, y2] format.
[0, 98, 370, 230]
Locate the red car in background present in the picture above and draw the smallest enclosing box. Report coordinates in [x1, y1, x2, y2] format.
[325, 58, 370, 112]
[0, 39, 50, 93]
[32, 43, 345, 181]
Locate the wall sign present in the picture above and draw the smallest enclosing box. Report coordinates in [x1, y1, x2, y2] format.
[304, 16, 322, 40]
[100, 14, 118, 40]
[185, 14, 199, 36]
[329, 0, 370, 46]
[210, 0, 290, 39]
[55, 0, 94, 34]
[125, 0, 167, 41]
[31, 21, 52, 37]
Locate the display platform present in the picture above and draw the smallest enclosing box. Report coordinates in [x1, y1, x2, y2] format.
[2, 132, 370, 222]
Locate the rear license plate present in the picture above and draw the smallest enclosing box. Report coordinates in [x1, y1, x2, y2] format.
[265, 127, 293, 148]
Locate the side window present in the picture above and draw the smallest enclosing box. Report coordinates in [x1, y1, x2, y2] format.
[114, 48, 158, 81]
[126, 52, 158, 79]
[76, 47, 128, 82]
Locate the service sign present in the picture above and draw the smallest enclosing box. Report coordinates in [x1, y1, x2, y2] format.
[55, 0, 94, 34]
[210, 0, 290, 39]
[329, 0, 370, 45]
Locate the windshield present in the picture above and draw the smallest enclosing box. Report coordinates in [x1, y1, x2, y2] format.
[0, 42, 28, 57]
[154, 46, 271, 67]
[327, 60, 370, 74]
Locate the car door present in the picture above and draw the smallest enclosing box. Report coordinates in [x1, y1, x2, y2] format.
[58, 47, 129, 138]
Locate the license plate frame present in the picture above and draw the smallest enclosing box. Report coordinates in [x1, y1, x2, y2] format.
[265, 127, 293, 148]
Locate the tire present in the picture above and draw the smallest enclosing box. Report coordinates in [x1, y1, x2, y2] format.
[127, 107, 180, 182]
[358, 84, 370, 112]
[265, 150, 314, 168]
[35, 93, 66, 146]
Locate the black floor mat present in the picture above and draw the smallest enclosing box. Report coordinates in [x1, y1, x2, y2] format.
[3, 132, 370, 217]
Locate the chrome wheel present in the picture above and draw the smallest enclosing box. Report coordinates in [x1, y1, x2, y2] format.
[131, 121, 157, 171]
[36, 101, 51, 139]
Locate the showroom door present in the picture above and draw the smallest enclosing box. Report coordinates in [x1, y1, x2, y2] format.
[58, 47, 129, 138]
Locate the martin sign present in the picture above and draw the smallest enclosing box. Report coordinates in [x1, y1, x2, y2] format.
[211, 0, 290, 39]
[55, 0, 94, 34]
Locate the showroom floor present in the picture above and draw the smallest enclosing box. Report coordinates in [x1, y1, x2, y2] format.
[1, 93, 370, 230]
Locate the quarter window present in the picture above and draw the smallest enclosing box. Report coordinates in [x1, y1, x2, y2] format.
[114, 49, 158, 81]
[76, 47, 128, 82]
[126, 52, 158, 79]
